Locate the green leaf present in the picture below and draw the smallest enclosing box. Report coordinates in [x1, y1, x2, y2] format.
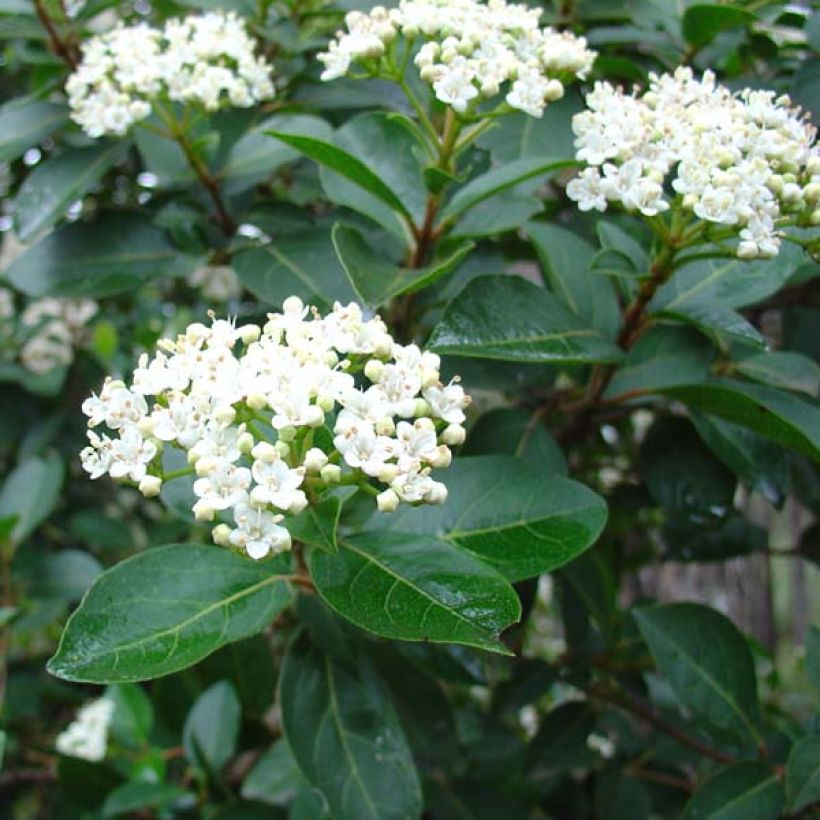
[233, 227, 357, 309]
[0, 97, 68, 163]
[0, 454, 64, 544]
[438, 156, 575, 227]
[597, 222, 649, 274]
[102, 782, 189, 817]
[286, 495, 341, 554]
[222, 113, 331, 193]
[241, 739, 308, 807]
[14, 548, 101, 602]
[461, 408, 567, 474]
[634, 602, 762, 748]
[331, 222, 473, 307]
[682, 4, 756, 48]
[385, 456, 606, 582]
[691, 413, 790, 507]
[183, 680, 241, 772]
[267, 127, 415, 223]
[735, 352, 820, 396]
[428, 275, 624, 364]
[807, 626, 820, 690]
[280, 633, 422, 820]
[526, 222, 619, 338]
[107, 683, 153, 747]
[448, 192, 542, 238]
[605, 325, 715, 398]
[5, 212, 200, 298]
[47, 544, 294, 683]
[12, 142, 127, 242]
[683, 762, 784, 820]
[660, 379, 820, 462]
[310, 530, 520, 653]
[786, 735, 820, 812]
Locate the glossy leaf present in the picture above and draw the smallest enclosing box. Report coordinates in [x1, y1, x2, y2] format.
[660, 379, 820, 461]
[5, 212, 200, 298]
[12, 142, 126, 241]
[634, 603, 762, 747]
[286, 495, 341, 554]
[786, 735, 820, 812]
[331, 222, 473, 307]
[682, 4, 756, 48]
[47, 545, 294, 683]
[438, 156, 574, 227]
[384, 456, 606, 581]
[428, 275, 623, 364]
[241, 739, 308, 807]
[735, 351, 820, 396]
[448, 192, 543, 238]
[0, 97, 67, 163]
[280, 633, 423, 820]
[310, 530, 520, 653]
[683, 762, 783, 820]
[183, 680, 241, 772]
[0, 454, 64, 544]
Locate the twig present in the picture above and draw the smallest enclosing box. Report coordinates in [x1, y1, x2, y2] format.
[33, 0, 78, 68]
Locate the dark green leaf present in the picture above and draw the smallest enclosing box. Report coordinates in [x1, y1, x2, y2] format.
[12, 142, 126, 241]
[597, 222, 648, 274]
[47, 544, 294, 683]
[183, 680, 241, 772]
[108, 683, 153, 747]
[438, 156, 575, 227]
[0, 454, 64, 544]
[807, 626, 820, 690]
[735, 352, 820, 396]
[310, 530, 520, 653]
[233, 228, 356, 309]
[682, 4, 756, 48]
[428, 276, 623, 364]
[384, 456, 607, 582]
[448, 193, 542, 238]
[14, 548, 101, 602]
[786, 734, 820, 812]
[241, 740, 308, 807]
[286, 495, 340, 554]
[462, 407, 567, 474]
[280, 633, 422, 820]
[5, 212, 200, 298]
[331, 222, 473, 307]
[0, 97, 67, 163]
[102, 782, 190, 817]
[683, 762, 783, 820]
[634, 602, 762, 747]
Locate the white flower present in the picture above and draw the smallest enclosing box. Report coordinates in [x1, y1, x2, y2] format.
[423, 382, 470, 424]
[108, 427, 157, 482]
[250, 458, 307, 512]
[55, 697, 114, 762]
[193, 462, 251, 510]
[228, 503, 291, 559]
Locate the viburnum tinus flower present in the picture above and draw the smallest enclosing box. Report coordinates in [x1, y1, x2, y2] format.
[66, 11, 275, 137]
[80, 299, 471, 560]
[318, 0, 596, 118]
[565, 67, 820, 259]
[55, 696, 114, 762]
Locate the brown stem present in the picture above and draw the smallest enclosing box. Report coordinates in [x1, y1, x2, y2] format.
[33, 0, 78, 68]
[627, 766, 694, 793]
[591, 684, 736, 766]
[174, 131, 237, 236]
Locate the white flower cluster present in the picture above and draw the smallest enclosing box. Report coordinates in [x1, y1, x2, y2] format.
[55, 696, 114, 762]
[319, 0, 595, 118]
[187, 264, 242, 303]
[80, 298, 470, 560]
[0, 291, 97, 375]
[67, 11, 275, 137]
[566, 67, 820, 258]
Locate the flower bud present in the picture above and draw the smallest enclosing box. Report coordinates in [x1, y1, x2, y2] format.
[441, 423, 466, 446]
[238, 324, 261, 345]
[249, 486, 269, 507]
[238, 431, 254, 454]
[212, 523, 231, 546]
[320, 464, 342, 484]
[317, 394, 335, 412]
[420, 367, 439, 388]
[305, 405, 325, 427]
[283, 295, 304, 314]
[364, 359, 385, 382]
[252, 441, 278, 462]
[136, 416, 154, 437]
[187, 449, 200, 466]
[545, 79, 564, 102]
[304, 447, 329, 472]
[377, 463, 400, 482]
[213, 404, 236, 425]
[246, 393, 268, 411]
[193, 499, 215, 521]
[415, 417, 435, 433]
[289, 495, 308, 514]
[426, 482, 448, 505]
[413, 398, 431, 417]
[195, 456, 220, 477]
[375, 417, 395, 436]
[278, 426, 297, 443]
[377, 488, 400, 513]
[427, 445, 452, 469]
[275, 441, 291, 459]
[138, 475, 162, 497]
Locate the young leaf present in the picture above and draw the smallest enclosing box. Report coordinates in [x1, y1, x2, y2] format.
[634, 602, 762, 748]
[12, 142, 127, 241]
[280, 633, 423, 820]
[428, 275, 623, 364]
[683, 762, 783, 820]
[286, 495, 341, 553]
[266, 131, 414, 223]
[437, 156, 575, 227]
[385, 456, 606, 581]
[786, 735, 820, 812]
[310, 530, 521, 654]
[331, 222, 473, 307]
[183, 680, 241, 773]
[5, 213, 200, 298]
[47, 545, 294, 683]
